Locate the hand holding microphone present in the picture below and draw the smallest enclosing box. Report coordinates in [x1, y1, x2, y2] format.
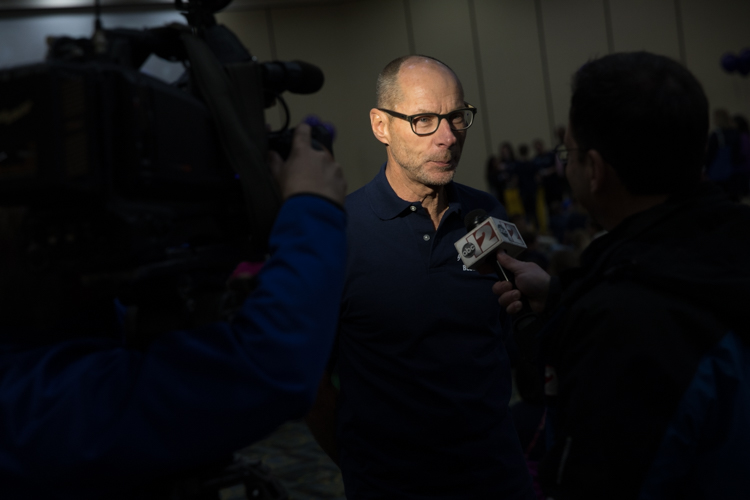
[492, 252, 551, 316]
[454, 210, 548, 331]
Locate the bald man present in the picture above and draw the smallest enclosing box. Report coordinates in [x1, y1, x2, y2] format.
[307, 55, 534, 500]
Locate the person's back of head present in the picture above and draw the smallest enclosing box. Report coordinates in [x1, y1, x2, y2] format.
[532, 139, 545, 156]
[713, 108, 732, 130]
[555, 125, 566, 145]
[517, 144, 530, 161]
[500, 142, 515, 162]
[569, 51, 708, 197]
[734, 114, 750, 135]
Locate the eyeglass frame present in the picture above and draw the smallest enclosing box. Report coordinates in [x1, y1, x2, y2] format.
[376, 103, 478, 136]
[554, 144, 579, 166]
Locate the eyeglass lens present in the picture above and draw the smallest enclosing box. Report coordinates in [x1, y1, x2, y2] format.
[411, 109, 474, 134]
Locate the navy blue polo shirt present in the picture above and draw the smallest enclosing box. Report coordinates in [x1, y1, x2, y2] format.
[337, 164, 533, 499]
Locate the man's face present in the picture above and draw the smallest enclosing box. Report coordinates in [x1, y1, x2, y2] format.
[386, 63, 466, 187]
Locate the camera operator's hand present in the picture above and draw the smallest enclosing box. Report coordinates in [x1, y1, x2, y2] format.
[492, 252, 551, 315]
[269, 123, 346, 206]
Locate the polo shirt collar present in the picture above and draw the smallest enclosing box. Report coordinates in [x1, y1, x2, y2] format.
[366, 162, 463, 222]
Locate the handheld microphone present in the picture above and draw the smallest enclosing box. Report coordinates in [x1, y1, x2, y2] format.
[455, 209, 527, 274]
[455, 209, 537, 331]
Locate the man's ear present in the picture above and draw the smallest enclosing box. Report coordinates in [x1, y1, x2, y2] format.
[587, 149, 609, 194]
[370, 108, 390, 146]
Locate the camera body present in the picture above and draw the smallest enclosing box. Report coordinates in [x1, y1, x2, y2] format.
[0, 3, 333, 496]
[0, 1, 330, 329]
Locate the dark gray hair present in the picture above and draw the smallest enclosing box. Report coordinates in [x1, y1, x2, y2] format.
[570, 51, 708, 195]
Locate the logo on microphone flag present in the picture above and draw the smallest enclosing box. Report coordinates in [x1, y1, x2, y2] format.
[454, 216, 527, 270]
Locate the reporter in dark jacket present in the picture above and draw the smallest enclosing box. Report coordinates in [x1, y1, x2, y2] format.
[494, 52, 750, 500]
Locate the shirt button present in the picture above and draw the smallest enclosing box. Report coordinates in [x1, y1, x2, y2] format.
[410, 205, 417, 212]
[423, 234, 431, 241]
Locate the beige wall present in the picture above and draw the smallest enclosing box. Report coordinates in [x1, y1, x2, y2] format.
[475, 1, 549, 154]
[217, 0, 750, 194]
[608, 0, 682, 59]
[539, 0, 609, 143]
[681, 0, 750, 119]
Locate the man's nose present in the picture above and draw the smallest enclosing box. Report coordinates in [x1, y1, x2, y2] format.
[434, 117, 458, 147]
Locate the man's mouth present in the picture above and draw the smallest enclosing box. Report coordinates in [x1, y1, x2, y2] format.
[429, 157, 457, 169]
[428, 153, 456, 164]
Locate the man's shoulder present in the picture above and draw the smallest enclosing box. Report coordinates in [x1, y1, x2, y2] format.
[344, 182, 372, 214]
[346, 179, 371, 198]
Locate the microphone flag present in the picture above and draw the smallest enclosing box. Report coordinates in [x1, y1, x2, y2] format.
[454, 216, 527, 270]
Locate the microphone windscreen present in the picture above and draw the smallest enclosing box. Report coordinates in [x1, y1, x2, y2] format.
[464, 209, 488, 232]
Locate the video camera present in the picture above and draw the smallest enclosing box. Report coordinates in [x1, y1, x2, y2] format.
[0, 0, 331, 340]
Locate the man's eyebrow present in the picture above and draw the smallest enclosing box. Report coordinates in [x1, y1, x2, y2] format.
[411, 106, 464, 114]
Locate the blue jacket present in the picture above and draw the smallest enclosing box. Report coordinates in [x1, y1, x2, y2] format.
[0, 195, 346, 499]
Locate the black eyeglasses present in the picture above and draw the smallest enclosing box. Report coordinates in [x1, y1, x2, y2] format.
[554, 144, 579, 166]
[377, 103, 477, 136]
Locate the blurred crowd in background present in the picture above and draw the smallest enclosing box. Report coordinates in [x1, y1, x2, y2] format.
[485, 111, 750, 283]
[484, 124, 601, 281]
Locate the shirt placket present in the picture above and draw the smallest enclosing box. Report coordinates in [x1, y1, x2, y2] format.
[404, 203, 460, 271]
[403, 203, 436, 270]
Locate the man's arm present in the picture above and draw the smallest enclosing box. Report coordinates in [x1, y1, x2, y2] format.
[0, 124, 348, 487]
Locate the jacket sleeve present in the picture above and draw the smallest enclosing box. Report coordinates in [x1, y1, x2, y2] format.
[0, 195, 346, 485]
